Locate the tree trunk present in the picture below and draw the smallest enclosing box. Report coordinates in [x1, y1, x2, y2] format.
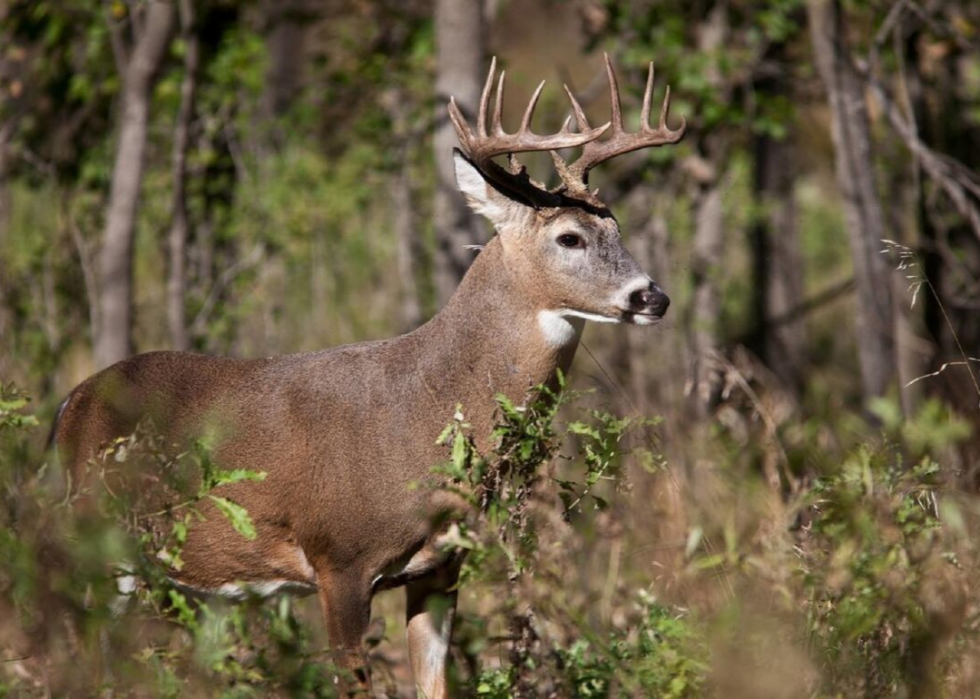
[261, 0, 307, 122]
[433, 0, 485, 305]
[382, 87, 423, 331]
[686, 2, 728, 417]
[393, 158, 422, 331]
[167, 0, 199, 352]
[622, 186, 675, 414]
[688, 176, 725, 414]
[96, 2, 176, 368]
[807, 0, 896, 402]
[749, 118, 806, 396]
[0, 122, 12, 366]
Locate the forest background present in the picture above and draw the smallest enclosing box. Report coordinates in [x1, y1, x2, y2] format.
[2, 0, 980, 696]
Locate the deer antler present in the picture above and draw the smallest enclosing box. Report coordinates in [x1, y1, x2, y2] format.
[553, 53, 686, 196]
[448, 57, 610, 206]
[448, 55, 685, 207]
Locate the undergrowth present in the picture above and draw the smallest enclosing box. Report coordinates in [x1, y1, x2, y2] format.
[1, 379, 978, 697]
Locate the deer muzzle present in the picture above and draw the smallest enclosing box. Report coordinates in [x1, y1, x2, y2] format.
[626, 282, 670, 322]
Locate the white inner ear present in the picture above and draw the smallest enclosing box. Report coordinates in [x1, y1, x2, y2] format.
[454, 153, 505, 222]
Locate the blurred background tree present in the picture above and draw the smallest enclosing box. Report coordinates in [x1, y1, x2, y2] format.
[1, 0, 980, 694]
[2, 0, 977, 420]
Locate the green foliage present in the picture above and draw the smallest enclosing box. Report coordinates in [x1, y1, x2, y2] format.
[870, 396, 972, 458]
[433, 379, 705, 696]
[604, 0, 806, 133]
[554, 591, 706, 698]
[0, 382, 40, 432]
[800, 445, 953, 694]
[435, 374, 658, 580]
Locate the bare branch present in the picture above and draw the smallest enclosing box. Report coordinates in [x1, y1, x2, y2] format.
[190, 244, 264, 337]
[853, 58, 980, 244]
[102, 1, 130, 77]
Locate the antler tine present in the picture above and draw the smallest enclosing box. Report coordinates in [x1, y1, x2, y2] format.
[603, 52, 624, 134]
[477, 57, 496, 138]
[660, 85, 684, 135]
[519, 80, 546, 134]
[448, 97, 472, 149]
[563, 84, 591, 131]
[640, 62, 654, 128]
[492, 70, 506, 136]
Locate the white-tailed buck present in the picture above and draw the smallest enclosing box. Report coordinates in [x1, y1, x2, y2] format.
[52, 54, 684, 697]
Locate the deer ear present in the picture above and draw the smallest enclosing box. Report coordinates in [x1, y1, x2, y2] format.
[453, 149, 527, 230]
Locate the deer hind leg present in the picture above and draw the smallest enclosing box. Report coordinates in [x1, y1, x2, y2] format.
[316, 570, 373, 696]
[406, 568, 459, 699]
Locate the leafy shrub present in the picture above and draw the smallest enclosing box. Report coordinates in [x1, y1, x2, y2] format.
[433, 376, 705, 697]
[799, 445, 970, 696]
[2, 378, 978, 698]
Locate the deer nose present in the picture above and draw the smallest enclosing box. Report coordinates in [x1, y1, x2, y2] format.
[628, 283, 670, 317]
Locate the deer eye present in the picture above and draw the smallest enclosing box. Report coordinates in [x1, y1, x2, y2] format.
[557, 233, 583, 249]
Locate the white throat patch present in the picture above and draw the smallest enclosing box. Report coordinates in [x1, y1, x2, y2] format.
[537, 311, 586, 348]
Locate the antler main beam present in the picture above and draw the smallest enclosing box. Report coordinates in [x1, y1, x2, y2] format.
[555, 53, 686, 194]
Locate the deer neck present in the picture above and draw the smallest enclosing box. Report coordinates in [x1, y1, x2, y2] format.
[414, 236, 581, 421]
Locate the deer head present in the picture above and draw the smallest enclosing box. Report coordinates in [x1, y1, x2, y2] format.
[448, 53, 685, 336]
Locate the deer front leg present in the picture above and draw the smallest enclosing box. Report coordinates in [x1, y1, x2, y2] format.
[317, 570, 373, 696]
[406, 569, 458, 699]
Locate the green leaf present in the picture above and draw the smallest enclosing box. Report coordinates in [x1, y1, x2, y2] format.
[694, 553, 726, 570]
[452, 432, 469, 472]
[568, 422, 600, 439]
[208, 495, 258, 540]
[436, 422, 455, 445]
[209, 468, 267, 487]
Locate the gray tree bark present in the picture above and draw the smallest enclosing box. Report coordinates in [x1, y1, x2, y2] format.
[0, 121, 12, 363]
[393, 148, 422, 332]
[433, 0, 485, 305]
[261, 0, 307, 122]
[750, 128, 806, 396]
[686, 2, 728, 416]
[167, 0, 198, 352]
[688, 175, 725, 414]
[808, 0, 896, 401]
[381, 87, 423, 331]
[96, 2, 176, 368]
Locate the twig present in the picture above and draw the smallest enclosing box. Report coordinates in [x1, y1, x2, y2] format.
[766, 276, 856, 328]
[853, 57, 980, 244]
[870, 0, 907, 61]
[1, 656, 32, 663]
[882, 240, 980, 407]
[922, 274, 980, 407]
[579, 340, 738, 603]
[905, 359, 980, 388]
[102, 0, 130, 76]
[190, 244, 264, 336]
[713, 349, 797, 494]
[902, 0, 980, 53]
[66, 202, 101, 341]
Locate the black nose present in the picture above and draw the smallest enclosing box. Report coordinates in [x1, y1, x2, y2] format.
[628, 283, 670, 317]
